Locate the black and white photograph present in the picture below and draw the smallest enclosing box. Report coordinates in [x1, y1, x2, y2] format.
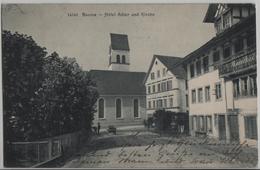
[0, 2, 259, 169]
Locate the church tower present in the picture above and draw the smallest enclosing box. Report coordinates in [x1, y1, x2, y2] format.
[108, 33, 130, 72]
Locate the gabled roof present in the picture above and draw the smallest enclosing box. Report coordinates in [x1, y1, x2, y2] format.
[110, 33, 130, 51]
[89, 70, 146, 95]
[183, 14, 256, 64]
[203, 4, 218, 23]
[203, 3, 254, 23]
[143, 55, 186, 83]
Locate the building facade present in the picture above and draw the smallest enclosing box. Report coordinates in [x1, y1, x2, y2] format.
[90, 33, 146, 128]
[144, 55, 188, 118]
[183, 4, 257, 146]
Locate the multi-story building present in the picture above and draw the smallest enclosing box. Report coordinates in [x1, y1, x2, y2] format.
[90, 33, 146, 128]
[144, 55, 187, 118]
[182, 4, 257, 146]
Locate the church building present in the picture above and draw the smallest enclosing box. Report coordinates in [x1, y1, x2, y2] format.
[89, 33, 146, 128]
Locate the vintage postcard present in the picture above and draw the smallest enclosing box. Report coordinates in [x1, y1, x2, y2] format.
[0, 1, 259, 169]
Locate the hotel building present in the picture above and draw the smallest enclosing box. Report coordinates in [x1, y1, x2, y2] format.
[182, 4, 257, 146]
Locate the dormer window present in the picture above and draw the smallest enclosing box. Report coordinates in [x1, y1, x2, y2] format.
[223, 11, 231, 29]
[215, 19, 222, 33]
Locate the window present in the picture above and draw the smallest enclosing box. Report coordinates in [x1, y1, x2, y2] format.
[215, 83, 222, 100]
[163, 68, 166, 77]
[134, 99, 139, 118]
[244, 116, 257, 139]
[122, 55, 126, 64]
[148, 101, 151, 109]
[205, 86, 211, 102]
[223, 12, 231, 29]
[199, 116, 205, 131]
[206, 116, 212, 133]
[157, 83, 161, 92]
[190, 63, 195, 78]
[116, 98, 122, 118]
[234, 75, 257, 98]
[234, 38, 244, 53]
[161, 82, 167, 92]
[152, 85, 155, 93]
[249, 75, 257, 96]
[223, 46, 231, 59]
[98, 98, 105, 119]
[203, 56, 209, 73]
[148, 86, 151, 94]
[157, 70, 160, 78]
[163, 99, 167, 108]
[186, 95, 189, 107]
[196, 60, 201, 75]
[151, 72, 155, 80]
[116, 55, 120, 63]
[198, 88, 203, 103]
[166, 80, 172, 90]
[215, 19, 222, 33]
[153, 100, 156, 108]
[157, 99, 163, 108]
[213, 50, 220, 62]
[241, 77, 248, 96]
[192, 89, 196, 103]
[233, 79, 240, 98]
[169, 98, 173, 107]
[247, 35, 256, 48]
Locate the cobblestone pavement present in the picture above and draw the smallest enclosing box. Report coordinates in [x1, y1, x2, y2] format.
[62, 128, 258, 168]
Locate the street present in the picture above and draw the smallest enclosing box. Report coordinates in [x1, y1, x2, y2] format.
[62, 127, 258, 168]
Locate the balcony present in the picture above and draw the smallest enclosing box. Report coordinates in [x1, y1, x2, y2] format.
[218, 48, 256, 77]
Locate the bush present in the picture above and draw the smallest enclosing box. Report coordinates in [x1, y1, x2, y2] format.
[153, 109, 173, 130]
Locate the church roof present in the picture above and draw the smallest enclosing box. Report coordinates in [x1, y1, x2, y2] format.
[89, 70, 146, 95]
[144, 55, 186, 83]
[110, 33, 130, 51]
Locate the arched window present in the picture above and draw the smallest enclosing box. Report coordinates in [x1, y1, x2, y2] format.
[116, 55, 120, 63]
[134, 99, 139, 118]
[122, 55, 126, 64]
[98, 98, 104, 118]
[116, 98, 122, 118]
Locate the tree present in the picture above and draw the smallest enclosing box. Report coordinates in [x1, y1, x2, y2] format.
[32, 52, 99, 138]
[2, 31, 99, 141]
[153, 109, 173, 130]
[2, 31, 47, 141]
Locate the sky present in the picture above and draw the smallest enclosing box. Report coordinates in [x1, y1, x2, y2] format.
[2, 4, 216, 72]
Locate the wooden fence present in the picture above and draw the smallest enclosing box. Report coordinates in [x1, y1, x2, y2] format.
[9, 131, 83, 167]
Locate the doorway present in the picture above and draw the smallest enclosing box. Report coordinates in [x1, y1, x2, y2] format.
[228, 115, 239, 141]
[218, 115, 226, 140]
